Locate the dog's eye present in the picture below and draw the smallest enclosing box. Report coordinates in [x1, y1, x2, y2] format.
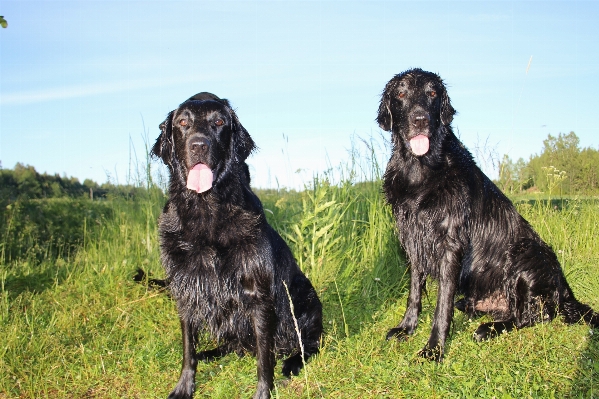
[429, 91, 437, 98]
[179, 119, 188, 127]
[214, 119, 224, 126]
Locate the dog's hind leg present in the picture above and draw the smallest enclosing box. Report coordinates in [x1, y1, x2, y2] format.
[133, 268, 167, 289]
[168, 319, 199, 399]
[281, 329, 322, 377]
[281, 353, 304, 377]
[474, 239, 598, 343]
[473, 320, 517, 341]
[560, 282, 599, 327]
[281, 342, 317, 377]
[472, 273, 537, 342]
[282, 304, 323, 377]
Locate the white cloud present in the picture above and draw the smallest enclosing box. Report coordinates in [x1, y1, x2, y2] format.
[0, 74, 224, 106]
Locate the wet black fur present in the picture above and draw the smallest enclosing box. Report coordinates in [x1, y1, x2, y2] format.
[152, 93, 322, 399]
[378, 68, 599, 361]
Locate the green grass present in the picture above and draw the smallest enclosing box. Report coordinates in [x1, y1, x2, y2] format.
[1, 167, 598, 398]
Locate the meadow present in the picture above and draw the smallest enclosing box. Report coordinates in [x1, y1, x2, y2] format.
[1, 152, 598, 398]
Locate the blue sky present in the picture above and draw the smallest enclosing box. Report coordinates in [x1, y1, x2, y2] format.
[1, 1, 598, 189]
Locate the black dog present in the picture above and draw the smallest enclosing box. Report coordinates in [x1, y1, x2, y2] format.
[377, 68, 598, 361]
[151, 92, 322, 398]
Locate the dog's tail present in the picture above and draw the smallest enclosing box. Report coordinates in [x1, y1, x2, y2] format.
[560, 285, 599, 328]
[133, 268, 168, 289]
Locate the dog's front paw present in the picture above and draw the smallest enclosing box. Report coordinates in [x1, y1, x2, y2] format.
[167, 388, 193, 399]
[252, 391, 271, 399]
[417, 343, 443, 362]
[167, 370, 195, 399]
[386, 327, 412, 341]
[252, 382, 272, 399]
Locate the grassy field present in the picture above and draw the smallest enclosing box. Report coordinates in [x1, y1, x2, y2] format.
[1, 165, 598, 398]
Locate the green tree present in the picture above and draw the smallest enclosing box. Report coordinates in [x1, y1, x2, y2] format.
[578, 147, 599, 192]
[497, 155, 530, 194]
[13, 163, 42, 199]
[525, 132, 599, 194]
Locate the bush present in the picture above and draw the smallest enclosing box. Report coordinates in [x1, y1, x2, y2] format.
[0, 198, 113, 262]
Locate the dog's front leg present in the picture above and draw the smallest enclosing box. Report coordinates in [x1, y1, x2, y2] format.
[253, 299, 276, 399]
[248, 281, 276, 399]
[387, 269, 426, 341]
[419, 253, 460, 362]
[168, 318, 198, 399]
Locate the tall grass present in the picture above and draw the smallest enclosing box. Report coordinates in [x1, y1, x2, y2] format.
[0, 139, 598, 398]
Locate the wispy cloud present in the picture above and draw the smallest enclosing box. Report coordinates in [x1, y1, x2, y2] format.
[2, 82, 128, 106]
[0, 75, 224, 106]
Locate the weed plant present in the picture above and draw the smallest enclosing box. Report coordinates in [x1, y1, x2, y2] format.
[0, 142, 598, 398]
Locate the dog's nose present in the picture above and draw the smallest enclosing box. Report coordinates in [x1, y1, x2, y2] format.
[190, 137, 210, 155]
[411, 115, 429, 130]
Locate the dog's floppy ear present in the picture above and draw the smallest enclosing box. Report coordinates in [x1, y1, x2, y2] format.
[440, 88, 456, 126]
[230, 110, 256, 162]
[215, 97, 255, 162]
[151, 111, 174, 164]
[377, 79, 396, 132]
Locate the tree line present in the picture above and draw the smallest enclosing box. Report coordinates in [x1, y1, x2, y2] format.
[0, 162, 156, 204]
[1, 131, 598, 202]
[496, 132, 599, 195]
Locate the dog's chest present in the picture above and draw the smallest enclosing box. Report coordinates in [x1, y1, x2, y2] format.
[389, 179, 470, 276]
[159, 199, 260, 250]
[158, 200, 262, 319]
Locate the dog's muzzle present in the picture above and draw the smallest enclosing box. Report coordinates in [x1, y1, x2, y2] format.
[409, 112, 430, 131]
[189, 136, 211, 157]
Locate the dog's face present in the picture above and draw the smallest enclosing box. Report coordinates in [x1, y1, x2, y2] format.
[152, 93, 255, 191]
[170, 100, 233, 171]
[377, 69, 455, 157]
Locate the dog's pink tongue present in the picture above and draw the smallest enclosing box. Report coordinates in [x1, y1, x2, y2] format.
[410, 135, 430, 156]
[186, 164, 213, 193]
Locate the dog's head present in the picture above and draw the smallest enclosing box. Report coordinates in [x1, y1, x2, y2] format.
[377, 69, 456, 157]
[152, 92, 255, 193]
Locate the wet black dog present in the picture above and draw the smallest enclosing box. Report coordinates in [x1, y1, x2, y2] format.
[378, 68, 598, 361]
[151, 92, 322, 398]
